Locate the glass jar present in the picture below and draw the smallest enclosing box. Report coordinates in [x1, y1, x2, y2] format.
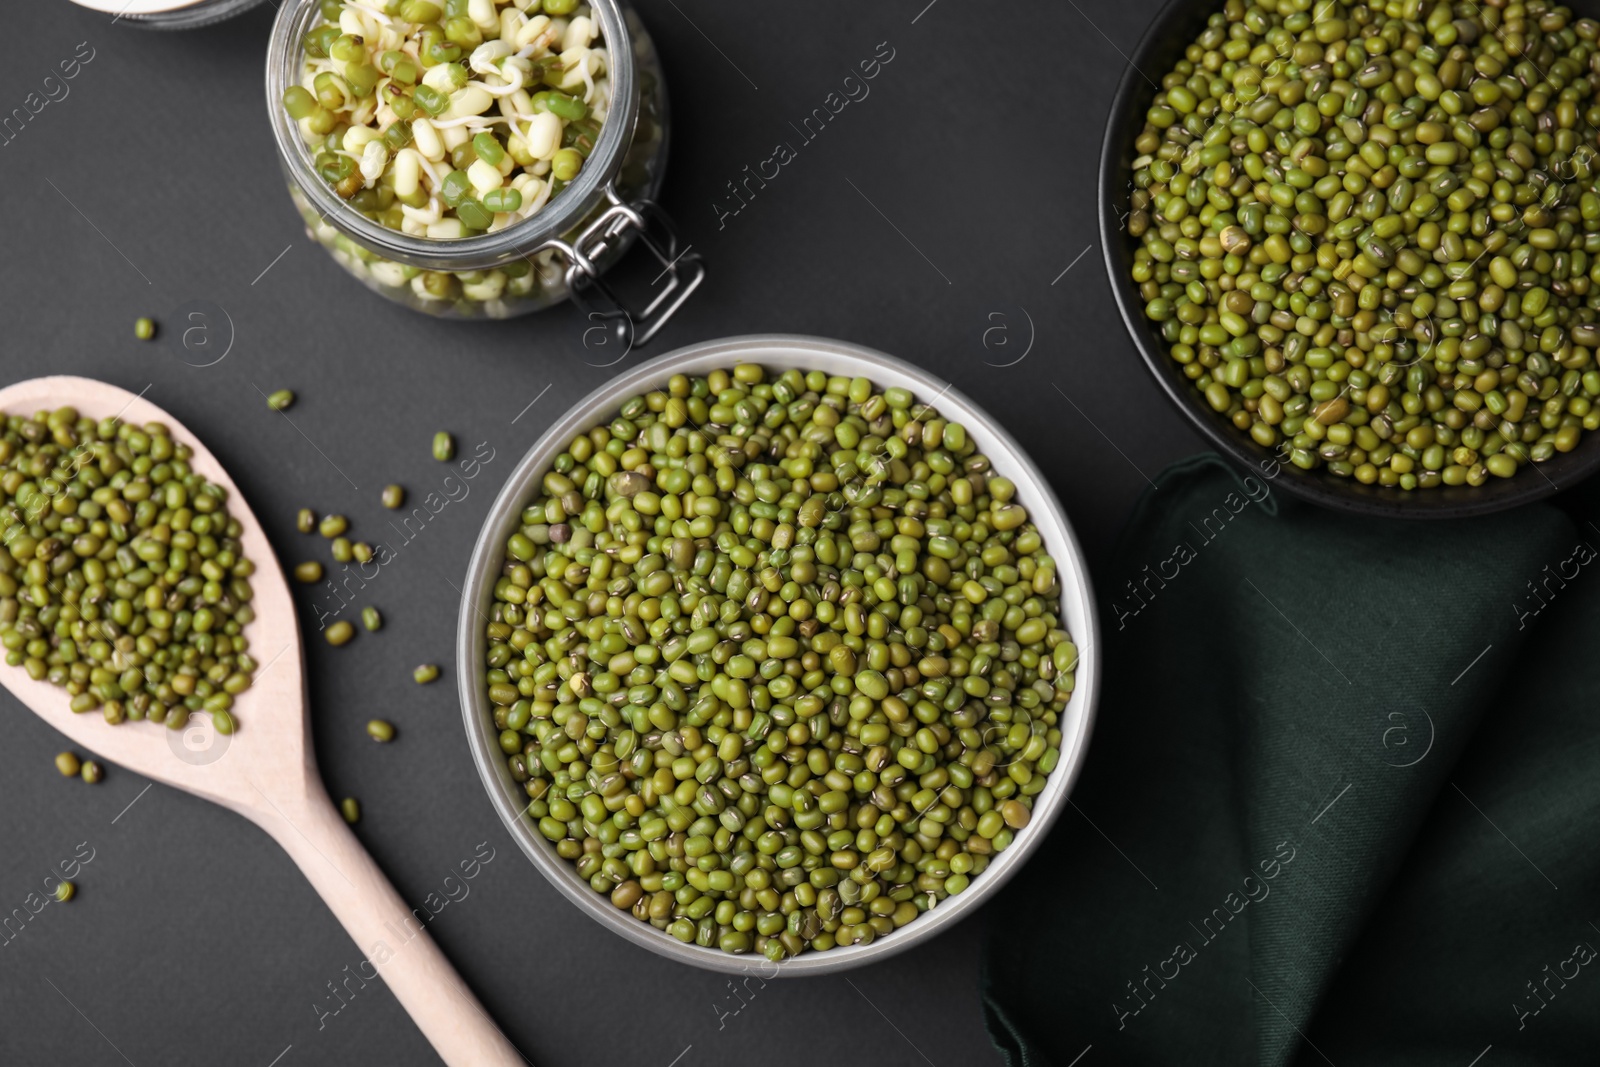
[265, 0, 701, 340]
[68, 0, 267, 28]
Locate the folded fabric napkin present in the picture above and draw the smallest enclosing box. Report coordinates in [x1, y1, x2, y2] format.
[983, 453, 1600, 1065]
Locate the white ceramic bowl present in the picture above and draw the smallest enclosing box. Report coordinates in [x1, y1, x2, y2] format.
[457, 334, 1100, 975]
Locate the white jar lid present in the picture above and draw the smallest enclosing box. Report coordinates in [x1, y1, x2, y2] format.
[69, 0, 265, 19]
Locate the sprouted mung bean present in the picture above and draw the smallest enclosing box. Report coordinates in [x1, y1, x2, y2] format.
[284, 0, 609, 240]
[0, 410, 258, 734]
[484, 364, 1076, 961]
[1128, 0, 1600, 489]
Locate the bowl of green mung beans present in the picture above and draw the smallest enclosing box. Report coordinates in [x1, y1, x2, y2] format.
[1102, 0, 1600, 516]
[457, 335, 1099, 975]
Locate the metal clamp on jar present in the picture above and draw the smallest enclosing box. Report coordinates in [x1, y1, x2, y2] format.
[266, 0, 703, 337]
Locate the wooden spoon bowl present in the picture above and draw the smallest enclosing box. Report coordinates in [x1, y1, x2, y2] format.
[0, 376, 525, 1067]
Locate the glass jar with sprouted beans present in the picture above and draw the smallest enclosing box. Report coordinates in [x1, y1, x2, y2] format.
[484, 364, 1077, 962]
[0, 409, 257, 734]
[1128, 0, 1600, 489]
[276, 0, 671, 319]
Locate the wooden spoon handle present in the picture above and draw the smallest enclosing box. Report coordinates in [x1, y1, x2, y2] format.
[256, 790, 528, 1067]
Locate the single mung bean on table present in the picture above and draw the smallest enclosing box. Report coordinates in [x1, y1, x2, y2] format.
[134, 317, 155, 341]
[297, 508, 318, 534]
[414, 663, 440, 684]
[0, 409, 258, 736]
[484, 364, 1076, 962]
[266, 390, 296, 412]
[362, 606, 382, 632]
[331, 537, 353, 563]
[319, 514, 348, 538]
[1127, 0, 1600, 490]
[54, 881, 75, 903]
[55, 752, 80, 778]
[295, 561, 324, 583]
[432, 432, 455, 462]
[352, 541, 373, 564]
[80, 760, 104, 784]
[382, 484, 405, 509]
[341, 797, 361, 824]
[367, 719, 395, 742]
[326, 621, 355, 646]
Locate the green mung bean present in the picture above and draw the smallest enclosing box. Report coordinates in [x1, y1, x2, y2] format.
[0, 409, 257, 732]
[54, 881, 75, 903]
[341, 797, 361, 823]
[367, 719, 395, 742]
[55, 752, 80, 778]
[331, 537, 353, 563]
[80, 760, 103, 785]
[484, 364, 1074, 961]
[382, 484, 405, 509]
[297, 508, 317, 533]
[134, 317, 155, 341]
[319, 514, 348, 538]
[266, 390, 295, 412]
[361, 606, 382, 631]
[1127, 0, 1600, 490]
[413, 664, 439, 684]
[432, 432, 454, 462]
[352, 542, 373, 564]
[326, 621, 355, 646]
[295, 561, 324, 583]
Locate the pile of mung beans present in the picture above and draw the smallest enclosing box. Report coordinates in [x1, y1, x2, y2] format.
[1129, 0, 1600, 488]
[484, 365, 1077, 961]
[0, 410, 256, 734]
[285, 0, 608, 241]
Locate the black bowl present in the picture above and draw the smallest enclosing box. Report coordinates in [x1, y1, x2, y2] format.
[1098, 0, 1600, 518]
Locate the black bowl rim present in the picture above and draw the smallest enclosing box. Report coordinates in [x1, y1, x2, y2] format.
[1097, 0, 1600, 519]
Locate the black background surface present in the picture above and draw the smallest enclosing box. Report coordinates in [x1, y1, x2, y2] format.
[0, 2, 1201, 1064]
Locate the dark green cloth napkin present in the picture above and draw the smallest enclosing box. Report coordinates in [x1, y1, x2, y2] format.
[982, 454, 1600, 1066]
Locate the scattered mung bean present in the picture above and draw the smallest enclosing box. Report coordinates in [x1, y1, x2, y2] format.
[326, 621, 355, 646]
[432, 432, 454, 462]
[341, 797, 361, 824]
[367, 719, 395, 742]
[414, 664, 440, 684]
[382, 484, 405, 509]
[55, 752, 80, 778]
[54, 881, 75, 903]
[80, 760, 103, 785]
[362, 606, 382, 631]
[134, 317, 155, 341]
[267, 390, 296, 412]
[319, 514, 348, 538]
[295, 561, 325, 583]
[297, 507, 318, 533]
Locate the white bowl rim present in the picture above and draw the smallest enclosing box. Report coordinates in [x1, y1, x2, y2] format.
[456, 333, 1101, 976]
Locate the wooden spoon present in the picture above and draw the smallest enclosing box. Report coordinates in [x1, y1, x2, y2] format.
[0, 377, 526, 1067]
